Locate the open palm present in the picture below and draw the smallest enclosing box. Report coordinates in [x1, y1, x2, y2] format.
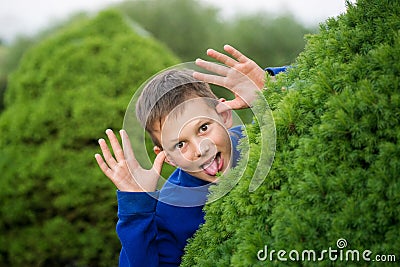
[95, 129, 166, 192]
[194, 44, 265, 112]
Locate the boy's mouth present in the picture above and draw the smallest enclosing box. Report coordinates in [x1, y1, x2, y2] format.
[201, 152, 223, 176]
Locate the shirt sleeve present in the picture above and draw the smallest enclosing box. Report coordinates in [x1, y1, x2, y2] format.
[116, 191, 160, 267]
[264, 66, 289, 76]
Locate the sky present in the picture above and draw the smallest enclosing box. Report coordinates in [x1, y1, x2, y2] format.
[0, 0, 353, 43]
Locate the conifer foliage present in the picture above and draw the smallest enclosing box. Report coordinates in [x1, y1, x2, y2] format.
[0, 10, 178, 266]
[182, 0, 400, 266]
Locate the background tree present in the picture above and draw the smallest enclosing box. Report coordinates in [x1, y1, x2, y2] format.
[0, 42, 7, 111]
[0, 10, 178, 266]
[182, 0, 400, 265]
[225, 13, 310, 67]
[114, 0, 224, 62]
[114, 0, 311, 65]
[0, 13, 89, 113]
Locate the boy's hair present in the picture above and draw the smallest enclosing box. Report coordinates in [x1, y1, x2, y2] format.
[136, 69, 218, 148]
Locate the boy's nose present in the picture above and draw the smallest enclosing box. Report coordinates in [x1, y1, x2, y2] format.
[194, 138, 211, 158]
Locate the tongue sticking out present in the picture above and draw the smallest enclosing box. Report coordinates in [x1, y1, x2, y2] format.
[203, 153, 223, 176]
[203, 158, 219, 176]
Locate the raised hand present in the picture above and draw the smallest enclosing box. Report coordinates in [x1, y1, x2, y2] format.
[194, 44, 266, 113]
[95, 129, 166, 192]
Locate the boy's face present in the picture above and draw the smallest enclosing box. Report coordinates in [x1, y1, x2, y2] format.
[153, 98, 233, 182]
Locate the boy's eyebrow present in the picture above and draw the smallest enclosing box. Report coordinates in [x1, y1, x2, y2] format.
[166, 118, 210, 144]
[168, 138, 179, 144]
[192, 118, 209, 129]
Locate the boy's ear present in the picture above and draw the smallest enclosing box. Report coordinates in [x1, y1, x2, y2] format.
[217, 98, 233, 128]
[153, 146, 177, 167]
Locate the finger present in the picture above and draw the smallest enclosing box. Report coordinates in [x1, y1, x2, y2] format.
[195, 58, 229, 77]
[105, 129, 125, 162]
[120, 129, 140, 169]
[98, 138, 118, 167]
[206, 48, 238, 67]
[217, 99, 248, 112]
[152, 151, 166, 175]
[94, 153, 114, 180]
[193, 71, 226, 88]
[224, 44, 250, 64]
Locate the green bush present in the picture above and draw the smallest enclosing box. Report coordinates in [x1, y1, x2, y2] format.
[0, 10, 178, 266]
[182, 0, 400, 266]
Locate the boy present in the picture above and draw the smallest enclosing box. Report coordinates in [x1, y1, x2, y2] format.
[95, 45, 286, 266]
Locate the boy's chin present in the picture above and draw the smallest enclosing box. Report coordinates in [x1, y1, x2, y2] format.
[189, 166, 229, 183]
[187, 171, 220, 183]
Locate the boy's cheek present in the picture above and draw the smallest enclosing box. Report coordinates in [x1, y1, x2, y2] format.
[164, 153, 177, 167]
[165, 153, 193, 169]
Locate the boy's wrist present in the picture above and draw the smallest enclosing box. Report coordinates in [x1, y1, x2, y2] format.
[117, 191, 159, 215]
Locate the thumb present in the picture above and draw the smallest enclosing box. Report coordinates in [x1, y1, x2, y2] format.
[216, 99, 248, 113]
[152, 151, 166, 175]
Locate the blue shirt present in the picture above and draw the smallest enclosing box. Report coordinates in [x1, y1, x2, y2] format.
[265, 66, 289, 76]
[116, 125, 244, 267]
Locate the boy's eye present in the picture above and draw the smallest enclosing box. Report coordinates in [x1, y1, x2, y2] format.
[199, 124, 209, 133]
[175, 141, 185, 149]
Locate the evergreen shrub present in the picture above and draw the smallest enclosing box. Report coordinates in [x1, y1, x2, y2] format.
[0, 10, 178, 266]
[182, 0, 400, 266]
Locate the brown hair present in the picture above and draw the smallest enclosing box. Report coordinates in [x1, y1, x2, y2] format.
[136, 69, 217, 147]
